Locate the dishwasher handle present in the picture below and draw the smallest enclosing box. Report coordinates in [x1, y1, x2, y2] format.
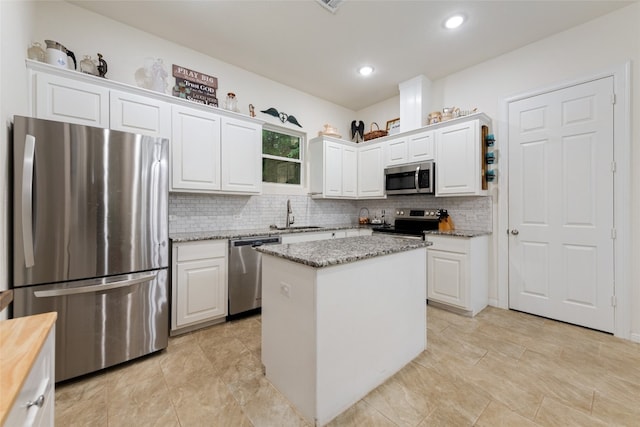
[231, 236, 282, 248]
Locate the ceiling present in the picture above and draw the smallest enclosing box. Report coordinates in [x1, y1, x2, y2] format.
[69, 0, 633, 111]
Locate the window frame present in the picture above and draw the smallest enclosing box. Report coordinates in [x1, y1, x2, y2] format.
[261, 123, 306, 195]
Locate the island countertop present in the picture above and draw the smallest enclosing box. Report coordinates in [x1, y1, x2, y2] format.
[255, 235, 430, 268]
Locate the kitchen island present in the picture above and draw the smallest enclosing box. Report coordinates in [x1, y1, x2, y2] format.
[256, 235, 429, 426]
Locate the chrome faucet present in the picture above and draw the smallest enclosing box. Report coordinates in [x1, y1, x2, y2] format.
[286, 199, 295, 228]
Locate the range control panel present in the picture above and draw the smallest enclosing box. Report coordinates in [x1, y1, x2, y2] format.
[395, 208, 441, 219]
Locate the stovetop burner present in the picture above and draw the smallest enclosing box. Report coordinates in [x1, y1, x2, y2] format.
[372, 208, 444, 237]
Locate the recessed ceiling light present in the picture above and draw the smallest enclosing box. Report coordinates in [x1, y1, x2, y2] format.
[358, 65, 374, 76]
[444, 14, 465, 29]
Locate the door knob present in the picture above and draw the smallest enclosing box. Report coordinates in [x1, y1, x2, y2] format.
[510, 229, 519, 235]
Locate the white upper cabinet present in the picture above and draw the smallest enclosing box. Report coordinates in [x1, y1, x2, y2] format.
[28, 61, 264, 195]
[384, 136, 409, 167]
[435, 117, 489, 196]
[33, 71, 109, 127]
[408, 130, 435, 162]
[310, 139, 355, 198]
[357, 142, 385, 198]
[221, 117, 262, 194]
[310, 137, 379, 199]
[342, 145, 358, 197]
[384, 129, 434, 167]
[110, 89, 171, 138]
[171, 105, 221, 192]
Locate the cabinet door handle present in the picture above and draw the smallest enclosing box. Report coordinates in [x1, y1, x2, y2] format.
[510, 229, 519, 235]
[26, 394, 45, 409]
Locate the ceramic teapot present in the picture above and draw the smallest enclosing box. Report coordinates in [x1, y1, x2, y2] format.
[45, 40, 76, 69]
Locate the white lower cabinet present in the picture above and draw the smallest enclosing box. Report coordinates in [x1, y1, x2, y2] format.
[426, 234, 488, 316]
[6, 322, 55, 427]
[172, 240, 228, 333]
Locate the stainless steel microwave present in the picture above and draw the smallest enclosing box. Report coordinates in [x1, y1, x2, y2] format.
[385, 161, 435, 195]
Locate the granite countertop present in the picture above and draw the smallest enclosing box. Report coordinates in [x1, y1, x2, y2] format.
[0, 312, 57, 425]
[255, 235, 431, 268]
[424, 229, 492, 238]
[170, 224, 367, 242]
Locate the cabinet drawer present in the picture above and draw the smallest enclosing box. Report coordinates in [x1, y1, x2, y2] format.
[425, 235, 469, 253]
[176, 240, 227, 261]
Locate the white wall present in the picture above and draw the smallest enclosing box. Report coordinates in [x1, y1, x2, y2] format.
[30, 1, 355, 138]
[359, 3, 640, 338]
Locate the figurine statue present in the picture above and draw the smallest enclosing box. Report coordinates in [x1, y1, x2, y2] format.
[97, 53, 108, 78]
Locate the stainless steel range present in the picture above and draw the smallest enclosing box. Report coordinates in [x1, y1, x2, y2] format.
[372, 208, 444, 239]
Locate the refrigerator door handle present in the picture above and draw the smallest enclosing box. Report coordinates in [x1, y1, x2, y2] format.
[33, 272, 157, 297]
[22, 134, 36, 268]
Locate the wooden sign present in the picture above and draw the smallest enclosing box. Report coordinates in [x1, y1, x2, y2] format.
[172, 64, 219, 106]
[172, 65, 218, 88]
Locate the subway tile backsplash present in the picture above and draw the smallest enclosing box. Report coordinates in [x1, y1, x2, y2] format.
[169, 193, 493, 234]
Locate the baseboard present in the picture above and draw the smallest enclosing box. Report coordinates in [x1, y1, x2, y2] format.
[630, 333, 640, 343]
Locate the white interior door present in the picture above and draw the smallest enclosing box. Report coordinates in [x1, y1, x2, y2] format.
[508, 77, 615, 332]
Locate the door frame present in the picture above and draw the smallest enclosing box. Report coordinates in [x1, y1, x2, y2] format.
[497, 62, 632, 340]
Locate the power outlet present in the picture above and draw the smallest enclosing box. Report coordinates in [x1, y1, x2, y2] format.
[280, 284, 291, 298]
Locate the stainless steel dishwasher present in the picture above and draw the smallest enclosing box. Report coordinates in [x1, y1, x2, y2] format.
[228, 235, 282, 316]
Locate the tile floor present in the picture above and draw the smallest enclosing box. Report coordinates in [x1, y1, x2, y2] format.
[55, 305, 640, 426]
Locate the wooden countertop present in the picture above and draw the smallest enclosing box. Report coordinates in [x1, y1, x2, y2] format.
[0, 312, 57, 425]
[0, 290, 13, 314]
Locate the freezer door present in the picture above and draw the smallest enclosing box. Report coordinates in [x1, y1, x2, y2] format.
[13, 269, 169, 382]
[12, 116, 169, 287]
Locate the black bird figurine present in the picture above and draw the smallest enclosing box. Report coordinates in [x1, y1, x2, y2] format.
[261, 107, 303, 128]
[351, 120, 364, 143]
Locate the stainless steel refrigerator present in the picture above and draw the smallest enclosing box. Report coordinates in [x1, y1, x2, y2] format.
[11, 116, 169, 382]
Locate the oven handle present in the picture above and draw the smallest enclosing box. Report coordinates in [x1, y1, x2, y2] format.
[414, 165, 420, 192]
[33, 273, 157, 297]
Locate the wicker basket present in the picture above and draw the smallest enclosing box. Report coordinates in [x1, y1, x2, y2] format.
[363, 122, 388, 141]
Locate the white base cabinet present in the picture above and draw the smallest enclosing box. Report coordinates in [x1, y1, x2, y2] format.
[426, 234, 488, 316]
[171, 240, 228, 333]
[262, 248, 426, 425]
[4, 316, 56, 427]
